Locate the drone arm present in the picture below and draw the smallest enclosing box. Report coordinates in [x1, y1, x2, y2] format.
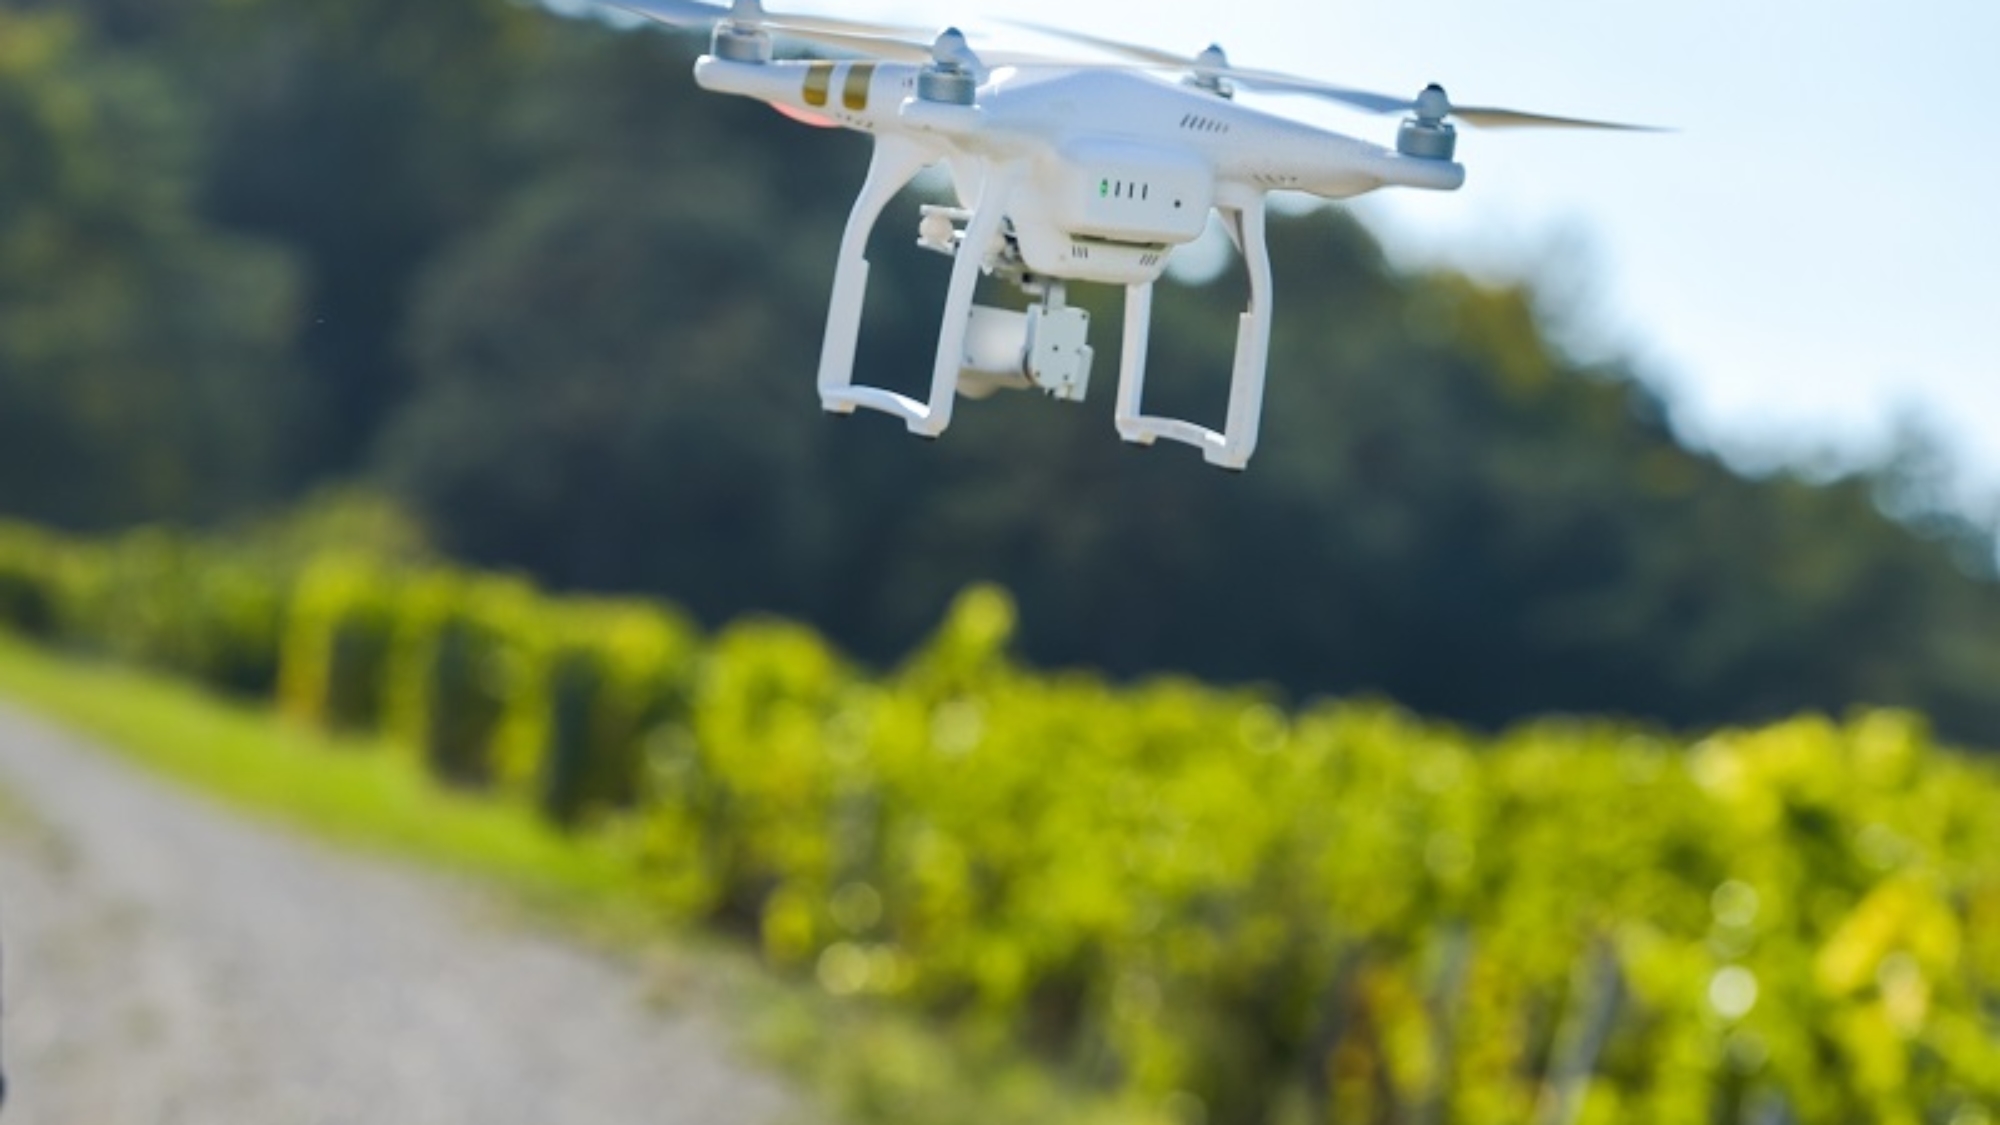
[818, 135, 934, 415]
[1114, 190, 1272, 470]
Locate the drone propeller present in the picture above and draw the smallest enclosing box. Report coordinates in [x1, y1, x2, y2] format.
[766, 25, 935, 64]
[609, 0, 923, 40]
[1002, 20, 1663, 132]
[1360, 83, 1664, 132]
[614, 5, 1076, 74]
[998, 20, 1189, 69]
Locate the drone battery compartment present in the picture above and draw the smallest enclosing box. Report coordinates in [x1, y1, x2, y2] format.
[1047, 139, 1213, 246]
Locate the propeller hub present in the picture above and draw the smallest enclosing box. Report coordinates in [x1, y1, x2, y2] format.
[1185, 42, 1235, 98]
[932, 27, 974, 68]
[1414, 83, 1452, 124]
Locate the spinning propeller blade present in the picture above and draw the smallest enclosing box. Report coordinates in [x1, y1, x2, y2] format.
[609, 0, 726, 28]
[773, 26, 934, 63]
[1290, 83, 1667, 132]
[611, 6, 1075, 70]
[995, 20, 1189, 68]
[1000, 19, 1664, 131]
[609, 0, 924, 39]
[744, 26, 1079, 68]
[1443, 107, 1664, 131]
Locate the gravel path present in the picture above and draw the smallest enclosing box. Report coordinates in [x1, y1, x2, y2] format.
[0, 702, 803, 1125]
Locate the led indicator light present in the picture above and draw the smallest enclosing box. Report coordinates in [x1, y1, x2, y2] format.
[1099, 178, 1109, 197]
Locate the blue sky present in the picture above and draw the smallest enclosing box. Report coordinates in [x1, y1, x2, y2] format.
[617, 0, 2000, 509]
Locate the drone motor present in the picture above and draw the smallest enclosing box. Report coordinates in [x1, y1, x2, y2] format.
[710, 22, 771, 62]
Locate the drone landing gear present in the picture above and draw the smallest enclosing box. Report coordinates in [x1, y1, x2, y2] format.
[1113, 197, 1271, 470]
[817, 141, 1029, 437]
[817, 145, 1271, 469]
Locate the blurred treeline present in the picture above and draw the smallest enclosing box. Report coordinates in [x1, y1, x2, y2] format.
[3, 0, 1998, 742]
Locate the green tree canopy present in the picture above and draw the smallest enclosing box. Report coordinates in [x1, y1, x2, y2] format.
[0, 10, 299, 526]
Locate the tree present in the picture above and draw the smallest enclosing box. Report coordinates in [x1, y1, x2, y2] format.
[165, 0, 545, 481]
[0, 11, 301, 527]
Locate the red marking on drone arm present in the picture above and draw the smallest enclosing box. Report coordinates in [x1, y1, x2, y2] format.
[772, 102, 840, 129]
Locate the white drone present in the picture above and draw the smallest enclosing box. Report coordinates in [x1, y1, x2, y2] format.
[611, 0, 1656, 469]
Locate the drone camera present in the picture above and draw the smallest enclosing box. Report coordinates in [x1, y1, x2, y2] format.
[956, 302, 1094, 402]
[959, 306, 1032, 398]
[1025, 303, 1093, 401]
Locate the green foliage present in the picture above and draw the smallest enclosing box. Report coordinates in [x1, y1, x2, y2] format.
[674, 611, 2000, 1125]
[278, 555, 402, 731]
[4, 522, 1999, 1123]
[166, 0, 545, 474]
[0, 520, 290, 694]
[0, 8, 301, 527]
[384, 569, 535, 785]
[493, 595, 702, 825]
[225, 486, 439, 569]
[0, 521, 59, 637]
[643, 615, 856, 922]
[65, 528, 290, 696]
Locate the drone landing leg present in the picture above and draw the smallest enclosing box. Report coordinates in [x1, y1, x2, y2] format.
[1219, 198, 1273, 469]
[1113, 196, 1272, 470]
[913, 162, 1024, 436]
[818, 136, 933, 418]
[1113, 281, 1158, 444]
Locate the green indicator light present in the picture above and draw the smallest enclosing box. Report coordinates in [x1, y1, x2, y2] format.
[1099, 178, 1108, 197]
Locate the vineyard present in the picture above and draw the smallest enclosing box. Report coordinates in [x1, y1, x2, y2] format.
[1, 519, 1997, 1124]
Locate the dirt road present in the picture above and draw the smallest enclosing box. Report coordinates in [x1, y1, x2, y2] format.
[0, 702, 802, 1124]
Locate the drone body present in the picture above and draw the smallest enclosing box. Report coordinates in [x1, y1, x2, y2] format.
[619, 2, 1653, 469]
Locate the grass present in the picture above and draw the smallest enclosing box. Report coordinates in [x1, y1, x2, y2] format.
[0, 632, 632, 916]
[0, 633, 1129, 1125]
